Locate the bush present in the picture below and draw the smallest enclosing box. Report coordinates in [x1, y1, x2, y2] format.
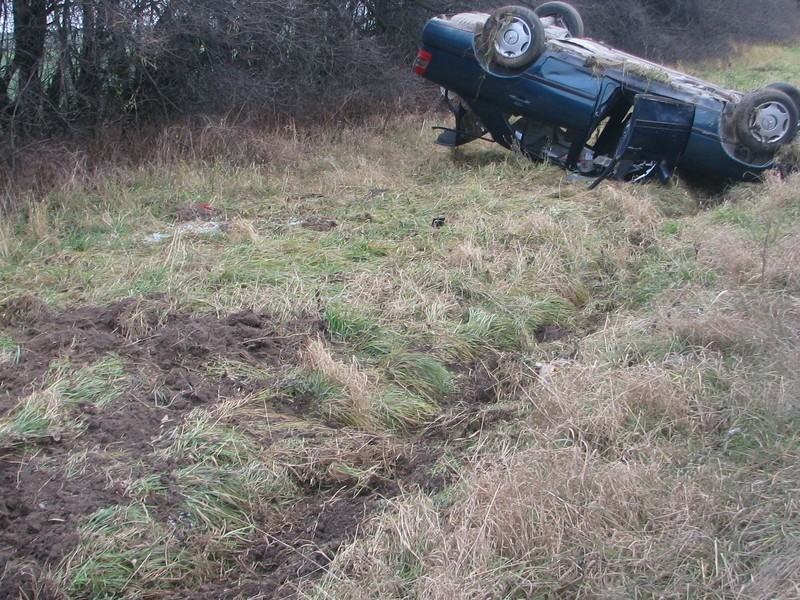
[0, 0, 797, 143]
[570, 0, 800, 62]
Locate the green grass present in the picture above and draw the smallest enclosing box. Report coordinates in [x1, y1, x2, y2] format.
[2, 44, 799, 600]
[0, 334, 21, 366]
[0, 390, 62, 445]
[0, 357, 130, 449]
[159, 413, 257, 466]
[61, 409, 301, 596]
[380, 349, 453, 403]
[298, 365, 440, 431]
[690, 45, 800, 91]
[323, 303, 398, 355]
[174, 461, 298, 536]
[53, 355, 130, 408]
[65, 504, 207, 597]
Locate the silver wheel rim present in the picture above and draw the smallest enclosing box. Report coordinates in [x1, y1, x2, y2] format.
[494, 17, 532, 59]
[749, 101, 792, 143]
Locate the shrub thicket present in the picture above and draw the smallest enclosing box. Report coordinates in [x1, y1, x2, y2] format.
[0, 0, 797, 141]
[571, 0, 800, 61]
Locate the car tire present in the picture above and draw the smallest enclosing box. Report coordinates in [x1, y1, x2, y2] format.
[534, 1, 585, 38]
[765, 82, 800, 120]
[482, 5, 546, 69]
[733, 88, 798, 154]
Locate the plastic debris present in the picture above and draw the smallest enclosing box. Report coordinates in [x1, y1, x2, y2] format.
[144, 221, 223, 243]
[535, 359, 572, 380]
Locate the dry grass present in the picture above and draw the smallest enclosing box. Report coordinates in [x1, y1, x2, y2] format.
[315, 445, 736, 598]
[528, 363, 696, 456]
[0, 219, 15, 262]
[311, 312, 799, 597]
[295, 137, 799, 597]
[152, 117, 312, 168]
[224, 218, 261, 243]
[2, 65, 800, 597]
[300, 336, 441, 431]
[303, 336, 378, 430]
[700, 226, 761, 285]
[763, 230, 800, 291]
[267, 428, 403, 496]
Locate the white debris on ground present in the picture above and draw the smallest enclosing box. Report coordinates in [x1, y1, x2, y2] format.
[144, 221, 223, 243]
[536, 358, 573, 380]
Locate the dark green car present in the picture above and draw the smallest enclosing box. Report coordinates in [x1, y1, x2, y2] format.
[413, 2, 799, 186]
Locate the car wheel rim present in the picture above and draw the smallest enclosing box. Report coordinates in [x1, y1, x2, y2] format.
[494, 17, 532, 59]
[749, 101, 792, 143]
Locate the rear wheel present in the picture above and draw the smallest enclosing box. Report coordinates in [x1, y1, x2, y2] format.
[765, 82, 800, 125]
[534, 1, 584, 38]
[733, 88, 798, 154]
[482, 5, 546, 69]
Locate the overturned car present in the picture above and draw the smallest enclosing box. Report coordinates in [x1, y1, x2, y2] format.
[413, 2, 800, 186]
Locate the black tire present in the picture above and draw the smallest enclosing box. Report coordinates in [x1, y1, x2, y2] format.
[733, 88, 798, 154]
[482, 5, 546, 69]
[766, 82, 800, 118]
[534, 1, 584, 38]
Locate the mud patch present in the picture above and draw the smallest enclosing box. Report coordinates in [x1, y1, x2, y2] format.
[0, 296, 461, 597]
[300, 217, 338, 231]
[0, 296, 318, 593]
[168, 202, 220, 222]
[0, 450, 124, 567]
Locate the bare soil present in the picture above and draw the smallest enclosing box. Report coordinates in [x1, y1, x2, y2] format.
[0, 296, 509, 598]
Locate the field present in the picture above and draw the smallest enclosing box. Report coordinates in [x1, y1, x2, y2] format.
[1, 47, 799, 599]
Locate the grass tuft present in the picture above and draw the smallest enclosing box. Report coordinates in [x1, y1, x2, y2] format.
[0, 334, 22, 366]
[448, 307, 522, 360]
[63, 504, 207, 597]
[303, 337, 377, 429]
[323, 304, 396, 355]
[380, 349, 453, 403]
[158, 411, 256, 467]
[300, 337, 440, 431]
[0, 389, 63, 447]
[372, 388, 439, 431]
[54, 355, 130, 408]
[175, 461, 297, 538]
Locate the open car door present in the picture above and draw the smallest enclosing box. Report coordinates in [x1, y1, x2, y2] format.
[433, 91, 493, 148]
[589, 94, 695, 189]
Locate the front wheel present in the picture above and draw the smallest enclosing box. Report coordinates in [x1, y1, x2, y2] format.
[733, 88, 798, 155]
[481, 5, 546, 69]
